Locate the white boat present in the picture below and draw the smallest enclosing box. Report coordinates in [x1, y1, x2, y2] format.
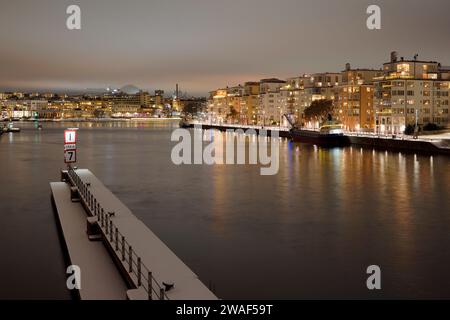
[319, 122, 345, 135]
[3, 122, 21, 133]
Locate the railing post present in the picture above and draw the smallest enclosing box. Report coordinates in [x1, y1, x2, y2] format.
[105, 215, 109, 234]
[148, 272, 153, 300]
[109, 219, 113, 241]
[137, 257, 141, 286]
[128, 245, 133, 273]
[160, 288, 165, 300]
[115, 228, 118, 250]
[121, 236, 125, 261]
[101, 209, 105, 227]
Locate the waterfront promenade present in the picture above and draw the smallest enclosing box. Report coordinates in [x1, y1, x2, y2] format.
[190, 122, 450, 155]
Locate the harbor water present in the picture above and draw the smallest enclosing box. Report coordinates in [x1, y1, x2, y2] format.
[0, 120, 449, 299]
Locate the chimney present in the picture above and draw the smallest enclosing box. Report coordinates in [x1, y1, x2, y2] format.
[391, 51, 398, 63]
[345, 63, 351, 71]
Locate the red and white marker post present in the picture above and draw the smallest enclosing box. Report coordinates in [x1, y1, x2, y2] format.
[64, 128, 78, 164]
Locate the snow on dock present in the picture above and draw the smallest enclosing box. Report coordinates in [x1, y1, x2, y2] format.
[52, 167, 217, 300]
[51, 182, 128, 300]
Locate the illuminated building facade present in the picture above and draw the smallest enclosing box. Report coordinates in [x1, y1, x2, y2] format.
[374, 52, 450, 134]
[335, 64, 382, 131]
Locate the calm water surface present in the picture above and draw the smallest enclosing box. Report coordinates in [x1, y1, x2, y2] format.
[0, 121, 449, 299]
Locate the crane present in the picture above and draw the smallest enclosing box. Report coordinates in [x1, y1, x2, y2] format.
[283, 113, 298, 130]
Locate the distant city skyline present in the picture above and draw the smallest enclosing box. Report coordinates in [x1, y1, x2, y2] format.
[1, 0, 450, 96]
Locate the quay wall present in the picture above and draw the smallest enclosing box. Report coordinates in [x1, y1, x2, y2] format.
[187, 123, 291, 138]
[187, 123, 450, 155]
[347, 135, 450, 155]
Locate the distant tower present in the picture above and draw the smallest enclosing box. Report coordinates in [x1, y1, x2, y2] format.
[173, 84, 181, 112]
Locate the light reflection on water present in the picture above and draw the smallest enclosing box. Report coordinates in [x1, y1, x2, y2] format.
[0, 121, 449, 299]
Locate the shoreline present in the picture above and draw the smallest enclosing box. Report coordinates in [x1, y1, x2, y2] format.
[3, 119, 449, 155]
[2, 117, 181, 122]
[190, 123, 450, 156]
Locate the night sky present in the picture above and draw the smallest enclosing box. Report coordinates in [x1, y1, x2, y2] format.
[1, 0, 450, 95]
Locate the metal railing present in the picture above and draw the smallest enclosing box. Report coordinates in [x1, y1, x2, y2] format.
[192, 122, 290, 132]
[66, 166, 169, 300]
[344, 131, 444, 142]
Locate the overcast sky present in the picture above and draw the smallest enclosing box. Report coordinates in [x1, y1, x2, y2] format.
[1, 0, 450, 96]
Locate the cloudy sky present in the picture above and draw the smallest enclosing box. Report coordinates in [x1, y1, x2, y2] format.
[1, 0, 450, 95]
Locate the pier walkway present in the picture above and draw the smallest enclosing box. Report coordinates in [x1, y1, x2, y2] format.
[52, 167, 217, 300]
[51, 182, 128, 299]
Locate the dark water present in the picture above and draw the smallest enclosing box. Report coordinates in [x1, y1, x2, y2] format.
[0, 121, 449, 299]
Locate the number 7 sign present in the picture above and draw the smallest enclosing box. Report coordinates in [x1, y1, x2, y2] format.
[64, 149, 77, 163]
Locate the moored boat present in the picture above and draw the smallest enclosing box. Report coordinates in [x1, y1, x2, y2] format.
[290, 122, 350, 147]
[2, 122, 21, 133]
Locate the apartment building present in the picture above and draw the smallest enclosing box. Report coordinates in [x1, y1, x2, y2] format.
[280, 77, 303, 123]
[374, 52, 450, 134]
[206, 51, 449, 131]
[280, 73, 342, 125]
[240, 82, 260, 125]
[208, 83, 259, 124]
[226, 85, 245, 124]
[153, 90, 165, 109]
[1, 99, 49, 118]
[335, 84, 375, 131]
[207, 88, 228, 124]
[257, 78, 286, 125]
[104, 92, 143, 116]
[335, 64, 382, 131]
